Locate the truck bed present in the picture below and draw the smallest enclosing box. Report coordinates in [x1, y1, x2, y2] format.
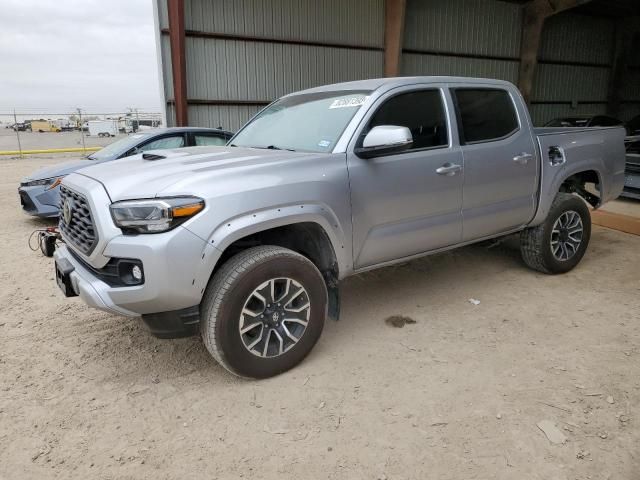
[530, 125, 627, 225]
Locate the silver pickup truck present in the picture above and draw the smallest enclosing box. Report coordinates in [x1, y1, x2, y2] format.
[54, 76, 625, 378]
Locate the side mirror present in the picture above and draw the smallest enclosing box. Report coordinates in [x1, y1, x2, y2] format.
[354, 125, 413, 159]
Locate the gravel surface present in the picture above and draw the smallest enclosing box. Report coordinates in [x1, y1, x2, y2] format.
[1, 155, 639, 479]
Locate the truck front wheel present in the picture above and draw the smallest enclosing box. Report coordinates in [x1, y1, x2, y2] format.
[200, 246, 327, 378]
[520, 193, 591, 274]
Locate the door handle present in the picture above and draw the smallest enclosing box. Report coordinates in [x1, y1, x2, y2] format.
[436, 163, 462, 176]
[513, 152, 533, 165]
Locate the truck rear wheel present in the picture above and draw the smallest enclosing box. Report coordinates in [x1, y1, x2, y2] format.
[520, 193, 591, 274]
[200, 246, 327, 378]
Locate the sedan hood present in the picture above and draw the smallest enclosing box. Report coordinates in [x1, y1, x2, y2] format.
[23, 159, 95, 182]
[74, 146, 316, 201]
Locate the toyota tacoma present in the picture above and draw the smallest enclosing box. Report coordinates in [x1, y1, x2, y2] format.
[53, 77, 625, 378]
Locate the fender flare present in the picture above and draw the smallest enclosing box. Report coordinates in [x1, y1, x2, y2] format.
[192, 203, 351, 296]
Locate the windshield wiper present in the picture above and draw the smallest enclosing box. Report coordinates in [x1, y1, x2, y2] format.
[240, 144, 297, 152]
[265, 145, 296, 152]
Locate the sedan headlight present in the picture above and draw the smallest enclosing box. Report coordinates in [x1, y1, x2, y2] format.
[110, 197, 205, 234]
[22, 176, 64, 190]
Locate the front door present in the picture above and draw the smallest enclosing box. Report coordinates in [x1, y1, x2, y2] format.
[451, 86, 538, 241]
[347, 87, 464, 269]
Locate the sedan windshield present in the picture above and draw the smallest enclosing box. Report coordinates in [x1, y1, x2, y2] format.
[231, 90, 371, 153]
[87, 133, 153, 160]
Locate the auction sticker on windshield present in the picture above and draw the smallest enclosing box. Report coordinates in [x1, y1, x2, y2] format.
[329, 96, 368, 109]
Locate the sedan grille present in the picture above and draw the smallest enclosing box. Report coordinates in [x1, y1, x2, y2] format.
[59, 186, 98, 255]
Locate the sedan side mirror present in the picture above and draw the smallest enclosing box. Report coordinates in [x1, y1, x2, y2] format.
[354, 125, 413, 159]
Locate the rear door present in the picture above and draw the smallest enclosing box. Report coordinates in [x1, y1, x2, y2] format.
[347, 86, 464, 268]
[451, 86, 538, 241]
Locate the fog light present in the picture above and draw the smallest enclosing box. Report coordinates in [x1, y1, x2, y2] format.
[116, 260, 144, 286]
[132, 265, 143, 281]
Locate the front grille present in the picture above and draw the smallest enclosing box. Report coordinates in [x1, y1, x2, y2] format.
[59, 185, 98, 255]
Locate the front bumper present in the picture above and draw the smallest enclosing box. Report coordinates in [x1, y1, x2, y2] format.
[18, 184, 61, 217]
[54, 225, 220, 317]
[54, 245, 138, 317]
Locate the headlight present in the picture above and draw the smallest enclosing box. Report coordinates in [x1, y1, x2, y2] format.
[22, 176, 64, 190]
[110, 197, 205, 234]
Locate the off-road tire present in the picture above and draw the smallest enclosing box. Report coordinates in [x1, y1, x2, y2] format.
[200, 246, 327, 378]
[520, 193, 591, 274]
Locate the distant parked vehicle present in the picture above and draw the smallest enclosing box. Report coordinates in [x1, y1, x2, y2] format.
[29, 120, 61, 132]
[18, 127, 234, 218]
[544, 115, 625, 130]
[28, 120, 62, 133]
[626, 115, 640, 136]
[621, 133, 640, 200]
[88, 120, 118, 137]
[11, 122, 29, 132]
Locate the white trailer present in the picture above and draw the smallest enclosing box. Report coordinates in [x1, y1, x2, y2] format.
[88, 120, 118, 137]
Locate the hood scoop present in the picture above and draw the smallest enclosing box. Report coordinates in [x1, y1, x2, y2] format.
[142, 152, 166, 161]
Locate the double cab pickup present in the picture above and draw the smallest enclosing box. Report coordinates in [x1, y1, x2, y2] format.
[53, 77, 626, 378]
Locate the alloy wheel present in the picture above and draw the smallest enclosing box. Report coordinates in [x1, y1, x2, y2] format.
[239, 278, 311, 358]
[550, 210, 583, 261]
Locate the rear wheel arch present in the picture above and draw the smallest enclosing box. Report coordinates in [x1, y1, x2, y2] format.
[558, 169, 602, 208]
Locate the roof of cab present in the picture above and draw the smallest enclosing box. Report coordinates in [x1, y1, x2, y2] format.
[288, 76, 515, 97]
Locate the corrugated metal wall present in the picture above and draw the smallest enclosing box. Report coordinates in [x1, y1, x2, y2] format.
[403, 0, 522, 58]
[158, 0, 638, 129]
[401, 0, 620, 125]
[401, 0, 522, 83]
[183, 0, 383, 46]
[530, 13, 615, 124]
[158, 0, 384, 130]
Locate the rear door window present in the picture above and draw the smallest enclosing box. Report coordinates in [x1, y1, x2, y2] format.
[453, 89, 519, 144]
[139, 135, 185, 152]
[194, 133, 228, 146]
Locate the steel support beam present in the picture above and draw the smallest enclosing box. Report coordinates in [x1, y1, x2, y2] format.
[518, 0, 592, 105]
[167, 0, 188, 126]
[384, 0, 406, 77]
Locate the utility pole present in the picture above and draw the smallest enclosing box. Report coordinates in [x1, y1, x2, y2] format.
[13, 109, 23, 158]
[129, 107, 140, 132]
[77, 108, 86, 152]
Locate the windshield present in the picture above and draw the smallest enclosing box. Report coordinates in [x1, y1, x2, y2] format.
[87, 133, 153, 160]
[231, 90, 371, 153]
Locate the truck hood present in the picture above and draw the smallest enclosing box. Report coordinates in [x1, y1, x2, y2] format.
[74, 145, 317, 201]
[23, 159, 96, 182]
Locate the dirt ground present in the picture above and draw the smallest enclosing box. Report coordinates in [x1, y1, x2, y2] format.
[1, 155, 639, 480]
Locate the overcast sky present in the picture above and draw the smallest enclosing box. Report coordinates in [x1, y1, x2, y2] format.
[0, 0, 161, 117]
